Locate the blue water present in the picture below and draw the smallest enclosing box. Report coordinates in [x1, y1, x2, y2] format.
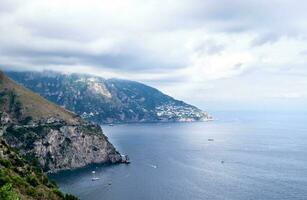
[50, 111, 307, 200]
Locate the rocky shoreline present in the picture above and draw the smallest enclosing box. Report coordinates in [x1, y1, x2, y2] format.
[2, 117, 122, 173]
[1, 71, 122, 173]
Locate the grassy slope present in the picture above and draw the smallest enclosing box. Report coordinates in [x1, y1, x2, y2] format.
[0, 71, 79, 124]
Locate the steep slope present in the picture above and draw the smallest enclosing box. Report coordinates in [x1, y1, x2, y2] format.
[0, 138, 78, 200]
[0, 71, 121, 172]
[1, 72, 78, 124]
[7, 71, 210, 124]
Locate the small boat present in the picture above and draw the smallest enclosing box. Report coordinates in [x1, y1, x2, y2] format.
[149, 164, 157, 169]
[208, 139, 214, 142]
[109, 124, 114, 126]
[121, 155, 131, 164]
[91, 171, 100, 181]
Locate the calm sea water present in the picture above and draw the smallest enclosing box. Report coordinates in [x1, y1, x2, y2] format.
[50, 111, 307, 200]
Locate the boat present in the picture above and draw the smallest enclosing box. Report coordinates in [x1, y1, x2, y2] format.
[109, 124, 114, 126]
[121, 154, 131, 164]
[208, 139, 214, 141]
[91, 171, 100, 181]
[92, 177, 100, 181]
[149, 164, 157, 169]
[204, 115, 214, 122]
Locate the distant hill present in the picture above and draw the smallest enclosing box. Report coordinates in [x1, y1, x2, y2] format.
[7, 71, 209, 124]
[0, 71, 121, 172]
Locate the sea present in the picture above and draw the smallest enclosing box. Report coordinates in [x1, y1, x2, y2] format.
[49, 111, 307, 200]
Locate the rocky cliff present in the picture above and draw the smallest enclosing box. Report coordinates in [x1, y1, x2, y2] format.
[0, 71, 121, 172]
[7, 71, 210, 124]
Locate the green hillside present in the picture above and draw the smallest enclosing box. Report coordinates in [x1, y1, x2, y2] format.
[0, 138, 78, 200]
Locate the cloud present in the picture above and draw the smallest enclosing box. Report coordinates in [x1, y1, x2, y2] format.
[1, 0, 306, 72]
[251, 32, 281, 46]
[0, 0, 307, 110]
[186, 50, 253, 81]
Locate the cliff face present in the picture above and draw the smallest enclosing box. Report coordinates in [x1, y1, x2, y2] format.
[3, 119, 121, 172]
[34, 124, 120, 172]
[0, 71, 121, 172]
[7, 71, 210, 124]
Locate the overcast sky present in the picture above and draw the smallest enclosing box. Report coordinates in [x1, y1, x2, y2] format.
[1, 0, 307, 111]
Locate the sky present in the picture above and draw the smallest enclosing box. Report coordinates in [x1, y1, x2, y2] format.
[0, 0, 307, 112]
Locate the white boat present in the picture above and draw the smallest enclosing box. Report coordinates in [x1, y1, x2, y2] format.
[91, 171, 100, 181]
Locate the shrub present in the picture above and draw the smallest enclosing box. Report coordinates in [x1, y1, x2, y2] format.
[52, 188, 64, 198]
[10, 175, 28, 187]
[65, 193, 79, 200]
[20, 116, 33, 125]
[0, 158, 12, 168]
[26, 187, 38, 197]
[0, 169, 10, 187]
[49, 180, 58, 188]
[0, 183, 20, 200]
[26, 175, 39, 187]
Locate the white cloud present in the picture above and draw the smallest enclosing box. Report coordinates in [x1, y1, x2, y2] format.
[1, 0, 307, 110]
[187, 50, 253, 81]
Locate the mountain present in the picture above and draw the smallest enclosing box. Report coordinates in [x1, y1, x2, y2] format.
[7, 71, 210, 124]
[0, 71, 121, 173]
[0, 138, 78, 200]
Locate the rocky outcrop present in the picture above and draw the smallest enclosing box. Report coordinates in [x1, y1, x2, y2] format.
[3, 119, 121, 172]
[35, 123, 121, 172]
[0, 71, 121, 172]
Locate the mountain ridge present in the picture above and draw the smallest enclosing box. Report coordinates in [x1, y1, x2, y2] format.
[7, 71, 210, 124]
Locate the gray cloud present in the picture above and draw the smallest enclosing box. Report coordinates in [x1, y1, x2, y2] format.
[1, 0, 307, 110]
[1, 0, 307, 73]
[251, 32, 281, 46]
[194, 40, 225, 55]
[0, 0, 20, 13]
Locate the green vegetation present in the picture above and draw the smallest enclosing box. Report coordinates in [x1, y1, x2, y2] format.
[4, 124, 53, 151]
[0, 138, 79, 200]
[0, 183, 20, 200]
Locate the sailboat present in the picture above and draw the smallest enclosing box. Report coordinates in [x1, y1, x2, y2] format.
[91, 171, 100, 181]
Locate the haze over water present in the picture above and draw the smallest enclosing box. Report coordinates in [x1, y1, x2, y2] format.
[50, 111, 307, 200]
